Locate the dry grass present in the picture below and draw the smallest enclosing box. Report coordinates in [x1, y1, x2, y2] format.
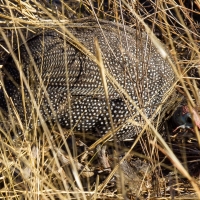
[0, 0, 200, 199]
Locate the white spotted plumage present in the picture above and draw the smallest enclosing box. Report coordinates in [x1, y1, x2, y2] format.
[0, 20, 175, 140]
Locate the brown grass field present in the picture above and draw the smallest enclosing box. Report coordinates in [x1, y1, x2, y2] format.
[0, 0, 200, 199]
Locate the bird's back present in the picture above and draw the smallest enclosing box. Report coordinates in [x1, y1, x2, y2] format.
[0, 19, 176, 140]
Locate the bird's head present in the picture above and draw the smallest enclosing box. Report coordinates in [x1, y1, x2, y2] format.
[171, 105, 200, 131]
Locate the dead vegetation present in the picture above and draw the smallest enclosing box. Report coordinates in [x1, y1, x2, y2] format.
[0, 0, 200, 199]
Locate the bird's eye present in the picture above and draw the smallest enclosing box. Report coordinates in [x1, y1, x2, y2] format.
[185, 115, 192, 124]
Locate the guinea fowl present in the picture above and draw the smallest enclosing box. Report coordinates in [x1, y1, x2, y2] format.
[0, 18, 183, 140]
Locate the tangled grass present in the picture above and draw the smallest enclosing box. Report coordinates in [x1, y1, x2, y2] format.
[0, 0, 200, 199]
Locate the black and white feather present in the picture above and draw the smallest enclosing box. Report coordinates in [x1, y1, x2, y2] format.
[0, 19, 176, 140]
